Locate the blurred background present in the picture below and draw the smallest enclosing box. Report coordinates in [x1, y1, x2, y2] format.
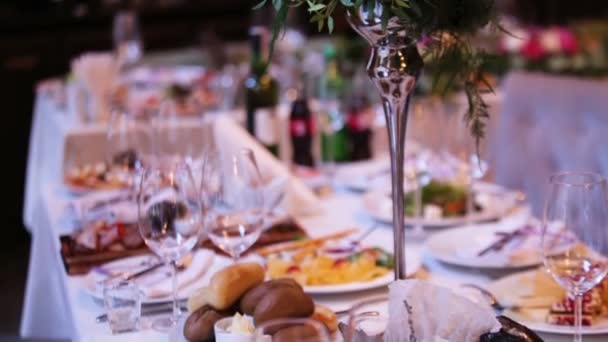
[2, 0, 607, 337]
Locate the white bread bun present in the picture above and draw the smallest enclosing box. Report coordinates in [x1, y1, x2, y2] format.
[188, 262, 265, 312]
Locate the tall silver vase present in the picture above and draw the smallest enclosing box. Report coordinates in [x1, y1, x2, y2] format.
[347, 2, 423, 280]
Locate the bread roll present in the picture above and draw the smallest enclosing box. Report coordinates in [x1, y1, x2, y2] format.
[240, 278, 301, 315]
[253, 285, 314, 325]
[183, 305, 234, 342]
[204, 262, 265, 310]
[311, 304, 338, 332]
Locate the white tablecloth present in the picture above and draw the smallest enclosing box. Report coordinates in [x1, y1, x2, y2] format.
[21, 180, 597, 342]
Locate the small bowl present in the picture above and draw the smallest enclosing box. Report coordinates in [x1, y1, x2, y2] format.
[214, 316, 255, 342]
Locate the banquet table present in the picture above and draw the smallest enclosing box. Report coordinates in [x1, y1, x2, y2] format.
[23, 78, 596, 342]
[21, 178, 603, 341]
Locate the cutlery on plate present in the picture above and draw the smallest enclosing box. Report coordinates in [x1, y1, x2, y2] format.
[100, 254, 193, 285]
[461, 284, 554, 311]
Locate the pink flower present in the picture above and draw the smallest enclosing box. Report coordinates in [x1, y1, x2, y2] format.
[521, 33, 545, 60]
[558, 29, 579, 54]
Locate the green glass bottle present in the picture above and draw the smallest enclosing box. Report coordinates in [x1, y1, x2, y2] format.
[319, 45, 349, 163]
[245, 27, 280, 156]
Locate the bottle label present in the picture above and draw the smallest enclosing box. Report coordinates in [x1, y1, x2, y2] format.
[347, 108, 373, 132]
[254, 107, 278, 145]
[290, 118, 315, 137]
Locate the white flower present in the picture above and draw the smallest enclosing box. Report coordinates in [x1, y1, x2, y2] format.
[502, 29, 528, 53]
[540, 29, 561, 54]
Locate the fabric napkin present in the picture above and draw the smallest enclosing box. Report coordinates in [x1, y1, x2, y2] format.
[139, 250, 215, 299]
[384, 280, 501, 342]
[71, 52, 118, 122]
[212, 116, 320, 216]
[67, 189, 135, 224]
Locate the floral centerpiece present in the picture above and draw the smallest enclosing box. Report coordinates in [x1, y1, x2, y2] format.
[497, 22, 608, 78]
[256, 0, 502, 279]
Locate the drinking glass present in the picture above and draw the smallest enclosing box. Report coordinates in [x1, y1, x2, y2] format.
[201, 149, 265, 261]
[344, 295, 389, 342]
[255, 318, 330, 342]
[137, 160, 202, 330]
[107, 108, 148, 172]
[542, 172, 608, 342]
[113, 10, 143, 70]
[103, 280, 141, 334]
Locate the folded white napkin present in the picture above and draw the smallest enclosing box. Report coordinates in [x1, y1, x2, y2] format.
[71, 52, 118, 122]
[384, 280, 500, 342]
[212, 116, 320, 216]
[67, 189, 135, 224]
[139, 250, 215, 299]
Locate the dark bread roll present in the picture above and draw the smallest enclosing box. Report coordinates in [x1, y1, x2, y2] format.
[183, 305, 235, 342]
[272, 324, 320, 342]
[253, 285, 314, 325]
[240, 278, 301, 315]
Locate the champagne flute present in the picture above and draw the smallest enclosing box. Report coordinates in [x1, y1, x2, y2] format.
[137, 160, 202, 330]
[542, 172, 608, 342]
[255, 318, 330, 342]
[201, 148, 265, 262]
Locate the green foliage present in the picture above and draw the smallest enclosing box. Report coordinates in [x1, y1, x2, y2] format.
[255, 0, 500, 149]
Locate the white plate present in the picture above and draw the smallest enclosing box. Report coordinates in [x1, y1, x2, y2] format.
[488, 270, 608, 335]
[424, 222, 544, 270]
[302, 246, 420, 294]
[362, 182, 519, 228]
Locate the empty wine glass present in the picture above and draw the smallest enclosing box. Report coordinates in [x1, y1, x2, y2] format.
[255, 318, 330, 342]
[542, 172, 608, 342]
[201, 148, 264, 261]
[137, 160, 202, 330]
[113, 10, 143, 70]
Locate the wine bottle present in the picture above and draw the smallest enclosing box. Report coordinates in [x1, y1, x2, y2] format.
[319, 45, 349, 163]
[245, 27, 279, 156]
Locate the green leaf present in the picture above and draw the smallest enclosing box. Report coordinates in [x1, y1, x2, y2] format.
[409, 0, 422, 16]
[252, 0, 268, 10]
[340, 0, 354, 6]
[317, 17, 325, 31]
[327, 16, 334, 33]
[272, 0, 282, 10]
[268, 2, 289, 66]
[366, 0, 376, 21]
[354, 0, 364, 6]
[395, 0, 409, 8]
[308, 3, 327, 12]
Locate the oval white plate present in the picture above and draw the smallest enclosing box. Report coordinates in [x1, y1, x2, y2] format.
[302, 246, 420, 294]
[362, 182, 519, 228]
[424, 222, 544, 270]
[488, 270, 608, 335]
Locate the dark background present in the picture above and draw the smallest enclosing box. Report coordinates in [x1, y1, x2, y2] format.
[0, 0, 606, 338]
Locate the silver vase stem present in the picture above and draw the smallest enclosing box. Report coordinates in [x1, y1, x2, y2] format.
[366, 45, 420, 280]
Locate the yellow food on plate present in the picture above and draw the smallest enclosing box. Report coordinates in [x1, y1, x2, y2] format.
[267, 248, 392, 286]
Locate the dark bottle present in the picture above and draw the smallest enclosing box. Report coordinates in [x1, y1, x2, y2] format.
[245, 27, 279, 156]
[346, 94, 373, 161]
[290, 94, 315, 167]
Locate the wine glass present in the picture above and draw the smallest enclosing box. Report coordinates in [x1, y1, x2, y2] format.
[255, 318, 330, 342]
[201, 148, 265, 262]
[343, 295, 389, 342]
[542, 172, 608, 342]
[113, 10, 143, 70]
[137, 160, 202, 330]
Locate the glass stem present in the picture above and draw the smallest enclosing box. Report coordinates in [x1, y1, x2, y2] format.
[171, 260, 180, 322]
[574, 293, 583, 342]
[466, 176, 474, 227]
[413, 175, 423, 235]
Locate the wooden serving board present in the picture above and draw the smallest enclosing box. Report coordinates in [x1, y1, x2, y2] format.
[60, 219, 308, 275]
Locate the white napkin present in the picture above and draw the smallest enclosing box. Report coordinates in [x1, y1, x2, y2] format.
[140, 250, 215, 299]
[71, 52, 118, 122]
[67, 189, 135, 224]
[212, 116, 320, 216]
[384, 280, 501, 342]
